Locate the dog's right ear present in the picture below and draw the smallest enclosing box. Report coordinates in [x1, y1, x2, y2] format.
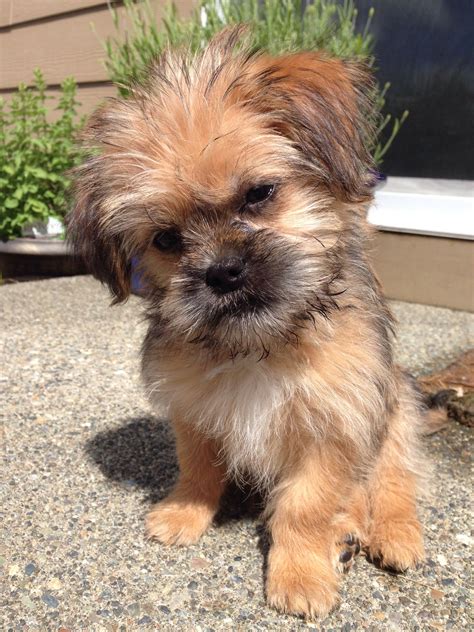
[67, 102, 134, 304]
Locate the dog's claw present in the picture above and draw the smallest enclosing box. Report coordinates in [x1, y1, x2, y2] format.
[343, 533, 356, 546]
[339, 549, 353, 564]
[336, 533, 361, 573]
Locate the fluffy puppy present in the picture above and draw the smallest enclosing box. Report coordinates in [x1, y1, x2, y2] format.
[68, 28, 426, 618]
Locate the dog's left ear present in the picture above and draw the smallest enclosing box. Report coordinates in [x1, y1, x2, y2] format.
[255, 52, 376, 202]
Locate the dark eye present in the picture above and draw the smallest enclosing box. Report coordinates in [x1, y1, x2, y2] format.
[245, 184, 275, 206]
[152, 228, 181, 253]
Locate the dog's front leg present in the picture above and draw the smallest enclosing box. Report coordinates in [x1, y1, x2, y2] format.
[146, 417, 226, 546]
[265, 441, 354, 618]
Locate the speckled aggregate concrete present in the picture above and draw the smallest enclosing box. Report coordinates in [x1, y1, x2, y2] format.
[1, 276, 473, 631]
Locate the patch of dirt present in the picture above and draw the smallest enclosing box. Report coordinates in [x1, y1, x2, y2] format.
[419, 349, 474, 429]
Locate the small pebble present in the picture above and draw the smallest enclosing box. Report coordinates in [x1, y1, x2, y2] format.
[127, 603, 140, 616]
[41, 593, 59, 608]
[47, 577, 62, 591]
[190, 557, 210, 570]
[138, 615, 153, 625]
[436, 554, 448, 567]
[441, 578, 455, 586]
[20, 594, 35, 610]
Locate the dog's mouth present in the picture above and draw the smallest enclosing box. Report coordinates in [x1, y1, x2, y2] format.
[209, 287, 271, 318]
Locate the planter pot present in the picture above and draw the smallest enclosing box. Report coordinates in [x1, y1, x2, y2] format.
[0, 237, 86, 280]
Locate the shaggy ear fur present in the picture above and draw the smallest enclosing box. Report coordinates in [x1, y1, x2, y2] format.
[251, 52, 376, 202]
[67, 102, 135, 304]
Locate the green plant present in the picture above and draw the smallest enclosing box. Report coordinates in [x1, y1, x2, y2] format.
[101, 0, 408, 165]
[0, 69, 84, 240]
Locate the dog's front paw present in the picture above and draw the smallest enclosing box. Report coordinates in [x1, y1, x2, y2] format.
[266, 548, 339, 619]
[146, 500, 213, 546]
[368, 518, 425, 571]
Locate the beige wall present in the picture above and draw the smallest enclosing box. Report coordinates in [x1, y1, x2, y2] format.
[0, 0, 194, 115]
[372, 232, 474, 312]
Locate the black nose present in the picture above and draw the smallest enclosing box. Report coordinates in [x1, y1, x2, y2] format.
[206, 256, 246, 293]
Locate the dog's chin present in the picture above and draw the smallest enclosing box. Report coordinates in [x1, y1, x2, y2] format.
[171, 292, 313, 360]
[188, 323, 281, 360]
[184, 299, 271, 356]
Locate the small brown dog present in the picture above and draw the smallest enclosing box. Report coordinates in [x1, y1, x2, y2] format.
[69, 28, 426, 618]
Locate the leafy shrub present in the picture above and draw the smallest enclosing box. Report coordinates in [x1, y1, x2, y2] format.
[0, 69, 83, 241]
[101, 0, 408, 165]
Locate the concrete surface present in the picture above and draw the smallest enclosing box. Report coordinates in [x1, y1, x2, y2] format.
[1, 276, 473, 631]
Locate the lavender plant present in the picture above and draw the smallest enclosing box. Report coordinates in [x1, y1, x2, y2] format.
[101, 0, 408, 165]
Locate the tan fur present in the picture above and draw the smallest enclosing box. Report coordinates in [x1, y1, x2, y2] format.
[68, 29, 427, 619]
[146, 419, 226, 545]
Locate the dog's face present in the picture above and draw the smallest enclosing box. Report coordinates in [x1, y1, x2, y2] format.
[69, 29, 375, 357]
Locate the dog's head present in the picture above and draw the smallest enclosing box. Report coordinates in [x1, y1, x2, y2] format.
[68, 27, 376, 356]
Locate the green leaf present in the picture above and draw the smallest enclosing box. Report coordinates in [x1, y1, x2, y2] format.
[28, 166, 49, 179]
[13, 186, 25, 200]
[29, 199, 48, 213]
[5, 198, 19, 209]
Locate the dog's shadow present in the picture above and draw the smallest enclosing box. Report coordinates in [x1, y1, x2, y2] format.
[85, 416, 265, 524]
[86, 416, 177, 503]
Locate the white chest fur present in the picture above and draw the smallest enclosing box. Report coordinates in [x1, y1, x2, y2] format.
[147, 354, 300, 485]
